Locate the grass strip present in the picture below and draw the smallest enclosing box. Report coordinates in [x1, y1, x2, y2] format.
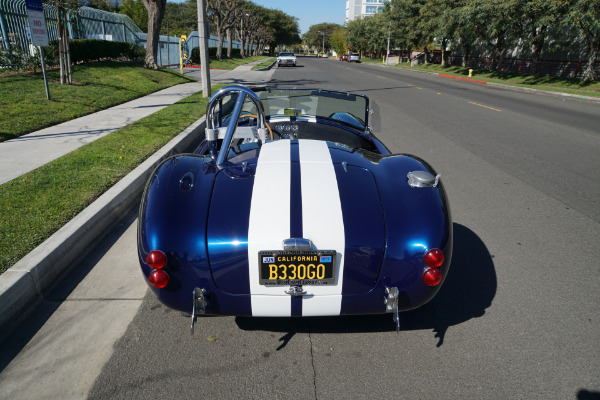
[251, 58, 275, 70]
[0, 84, 225, 274]
[206, 55, 269, 70]
[0, 61, 194, 142]
[362, 59, 600, 97]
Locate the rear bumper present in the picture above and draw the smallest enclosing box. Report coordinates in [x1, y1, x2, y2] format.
[146, 272, 445, 317]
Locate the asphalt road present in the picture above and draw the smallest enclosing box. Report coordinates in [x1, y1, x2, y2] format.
[1, 56, 599, 399]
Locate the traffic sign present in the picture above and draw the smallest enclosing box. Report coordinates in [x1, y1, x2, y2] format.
[25, 0, 49, 46]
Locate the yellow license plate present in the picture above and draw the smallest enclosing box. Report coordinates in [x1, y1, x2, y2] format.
[258, 250, 336, 286]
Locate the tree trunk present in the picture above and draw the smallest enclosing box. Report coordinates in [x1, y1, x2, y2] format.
[582, 38, 599, 82]
[64, 19, 72, 84]
[440, 38, 447, 66]
[531, 26, 547, 75]
[226, 29, 232, 58]
[143, 0, 167, 69]
[491, 34, 505, 72]
[216, 31, 224, 60]
[237, 27, 245, 57]
[57, 7, 65, 84]
[462, 44, 470, 68]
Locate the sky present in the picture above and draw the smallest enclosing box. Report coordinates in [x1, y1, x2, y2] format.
[249, 0, 345, 34]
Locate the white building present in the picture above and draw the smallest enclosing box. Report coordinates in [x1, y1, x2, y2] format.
[345, 0, 389, 23]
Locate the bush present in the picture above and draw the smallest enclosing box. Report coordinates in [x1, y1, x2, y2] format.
[46, 39, 144, 64]
[189, 46, 241, 64]
[190, 47, 200, 64]
[0, 44, 28, 70]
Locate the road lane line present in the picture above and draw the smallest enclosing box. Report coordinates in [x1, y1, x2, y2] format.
[469, 101, 502, 112]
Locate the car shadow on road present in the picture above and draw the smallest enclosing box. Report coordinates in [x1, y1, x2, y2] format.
[236, 223, 497, 349]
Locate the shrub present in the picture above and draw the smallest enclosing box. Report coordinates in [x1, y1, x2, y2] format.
[46, 39, 144, 64]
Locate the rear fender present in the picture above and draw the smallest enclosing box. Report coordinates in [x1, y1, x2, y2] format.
[138, 154, 218, 312]
[376, 155, 453, 310]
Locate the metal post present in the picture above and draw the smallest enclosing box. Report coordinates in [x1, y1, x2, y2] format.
[197, 0, 211, 97]
[167, 20, 170, 66]
[0, 9, 9, 49]
[386, 21, 390, 65]
[39, 46, 50, 100]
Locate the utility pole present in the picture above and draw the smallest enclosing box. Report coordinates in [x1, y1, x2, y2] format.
[197, 0, 211, 97]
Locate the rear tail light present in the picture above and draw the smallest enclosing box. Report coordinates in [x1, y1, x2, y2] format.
[422, 267, 442, 286]
[146, 250, 166, 269]
[424, 249, 444, 268]
[149, 270, 169, 288]
[146, 250, 169, 288]
[422, 249, 444, 286]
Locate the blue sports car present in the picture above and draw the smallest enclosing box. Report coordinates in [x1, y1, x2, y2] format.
[138, 85, 452, 332]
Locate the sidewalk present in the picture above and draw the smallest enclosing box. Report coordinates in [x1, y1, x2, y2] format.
[0, 59, 275, 340]
[0, 59, 274, 186]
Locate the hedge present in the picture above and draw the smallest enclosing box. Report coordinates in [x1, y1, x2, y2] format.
[46, 39, 145, 65]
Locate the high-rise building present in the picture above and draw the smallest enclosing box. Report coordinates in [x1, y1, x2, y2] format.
[345, 0, 389, 23]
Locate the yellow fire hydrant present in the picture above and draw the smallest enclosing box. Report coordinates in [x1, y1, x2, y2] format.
[468, 69, 473, 77]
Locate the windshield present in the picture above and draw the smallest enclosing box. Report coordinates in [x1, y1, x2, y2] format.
[256, 88, 369, 130]
[279, 52, 294, 57]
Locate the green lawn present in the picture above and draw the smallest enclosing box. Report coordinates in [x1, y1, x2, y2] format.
[361, 58, 600, 97]
[206, 55, 270, 70]
[251, 57, 275, 70]
[0, 62, 194, 142]
[0, 84, 227, 274]
[0, 57, 263, 274]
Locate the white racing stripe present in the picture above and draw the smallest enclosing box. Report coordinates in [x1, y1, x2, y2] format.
[298, 140, 345, 316]
[248, 140, 291, 316]
[247, 139, 345, 317]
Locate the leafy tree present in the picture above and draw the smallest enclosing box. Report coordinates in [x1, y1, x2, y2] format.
[512, 0, 568, 74]
[161, 1, 196, 37]
[50, 0, 80, 84]
[84, 0, 115, 11]
[468, 0, 520, 70]
[119, 0, 148, 32]
[390, 0, 430, 59]
[569, 0, 600, 81]
[262, 9, 300, 54]
[448, 0, 479, 67]
[419, 0, 462, 65]
[305, 23, 343, 53]
[207, 0, 241, 59]
[330, 26, 349, 56]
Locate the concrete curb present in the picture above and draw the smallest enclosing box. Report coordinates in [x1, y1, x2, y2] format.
[0, 116, 206, 338]
[256, 60, 277, 71]
[439, 73, 488, 85]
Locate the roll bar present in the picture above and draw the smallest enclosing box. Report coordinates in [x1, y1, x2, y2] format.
[205, 85, 268, 166]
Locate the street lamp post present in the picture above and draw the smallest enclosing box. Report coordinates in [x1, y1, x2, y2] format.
[386, 20, 391, 65]
[386, 4, 393, 65]
[319, 31, 326, 55]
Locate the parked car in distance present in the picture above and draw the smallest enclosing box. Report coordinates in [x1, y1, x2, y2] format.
[348, 53, 360, 63]
[277, 52, 296, 67]
[340, 54, 348, 61]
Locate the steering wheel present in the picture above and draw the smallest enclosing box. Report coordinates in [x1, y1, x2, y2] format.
[238, 113, 273, 140]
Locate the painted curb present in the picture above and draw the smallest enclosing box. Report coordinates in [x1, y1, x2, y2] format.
[439, 73, 488, 85]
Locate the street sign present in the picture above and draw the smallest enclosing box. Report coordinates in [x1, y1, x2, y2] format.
[25, 0, 50, 99]
[25, 0, 49, 46]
